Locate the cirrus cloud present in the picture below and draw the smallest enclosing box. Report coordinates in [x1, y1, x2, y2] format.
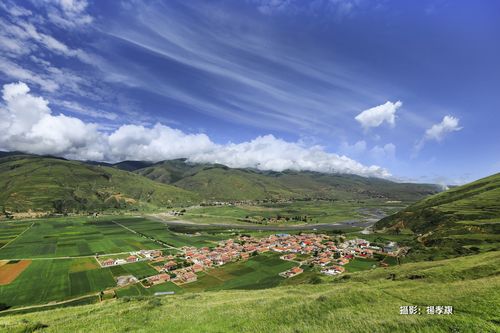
[0, 82, 391, 178]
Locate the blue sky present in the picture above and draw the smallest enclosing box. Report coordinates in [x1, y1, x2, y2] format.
[0, 0, 499, 184]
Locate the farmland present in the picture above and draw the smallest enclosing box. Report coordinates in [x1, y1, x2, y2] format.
[0, 258, 116, 308]
[116, 217, 229, 248]
[0, 215, 270, 309]
[0, 221, 33, 249]
[181, 253, 297, 292]
[0, 217, 162, 259]
[175, 200, 403, 226]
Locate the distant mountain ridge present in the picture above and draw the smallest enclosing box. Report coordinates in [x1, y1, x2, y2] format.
[130, 159, 440, 201]
[0, 152, 441, 214]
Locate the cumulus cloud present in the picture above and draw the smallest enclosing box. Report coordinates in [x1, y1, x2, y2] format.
[0, 82, 391, 178]
[0, 82, 103, 160]
[415, 115, 462, 151]
[355, 101, 402, 130]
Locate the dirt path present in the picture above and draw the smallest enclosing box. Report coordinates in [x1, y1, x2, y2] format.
[111, 220, 180, 251]
[0, 293, 100, 314]
[0, 248, 168, 261]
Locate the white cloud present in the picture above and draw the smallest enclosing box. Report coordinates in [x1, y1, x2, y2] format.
[415, 115, 462, 151]
[47, 0, 93, 28]
[0, 82, 391, 178]
[0, 82, 103, 160]
[339, 140, 367, 155]
[55, 100, 118, 121]
[424, 115, 462, 141]
[370, 143, 396, 160]
[0, 57, 60, 92]
[355, 101, 402, 129]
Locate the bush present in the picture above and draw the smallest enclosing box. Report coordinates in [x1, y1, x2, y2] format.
[22, 322, 49, 333]
[309, 276, 322, 284]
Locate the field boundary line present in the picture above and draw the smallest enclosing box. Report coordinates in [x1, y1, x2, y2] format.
[0, 293, 99, 314]
[0, 247, 169, 261]
[0, 222, 34, 250]
[111, 220, 180, 250]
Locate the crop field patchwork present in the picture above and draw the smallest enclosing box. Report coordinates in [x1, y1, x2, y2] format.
[0, 221, 33, 249]
[0, 258, 117, 308]
[0, 217, 162, 259]
[116, 218, 227, 248]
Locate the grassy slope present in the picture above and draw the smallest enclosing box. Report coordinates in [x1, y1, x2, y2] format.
[0, 155, 198, 213]
[375, 174, 500, 260]
[135, 160, 440, 201]
[375, 173, 500, 254]
[2, 251, 499, 333]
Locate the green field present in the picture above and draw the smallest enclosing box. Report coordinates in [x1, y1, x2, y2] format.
[181, 253, 297, 292]
[2, 251, 498, 333]
[109, 262, 158, 280]
[0, 221, 33, 249]
[117, 217, 228, 248]
[0, 258, 116, 308]
[344, 258, 378, 272]
[0, 217, 162, 259]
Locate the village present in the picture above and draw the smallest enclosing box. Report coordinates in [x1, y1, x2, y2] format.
[95, 233, 403, 289]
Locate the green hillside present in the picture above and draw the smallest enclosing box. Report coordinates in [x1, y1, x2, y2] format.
[2, 251, 499, 332]
[376, 173, 500, 256]
[0, 155, 198, 214]
[135, 160, 440, 201]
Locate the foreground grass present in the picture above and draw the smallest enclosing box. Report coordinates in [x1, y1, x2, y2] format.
[1, 251, 498, 333]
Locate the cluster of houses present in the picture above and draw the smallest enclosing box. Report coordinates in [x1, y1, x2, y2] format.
[279, 266, 304, 278]
[154, 233, 399, 281]
[95, 232, 401, 289]
[98, 250, 162, 267]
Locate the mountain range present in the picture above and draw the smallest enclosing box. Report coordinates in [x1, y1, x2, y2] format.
[0, 152, 440, 214]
